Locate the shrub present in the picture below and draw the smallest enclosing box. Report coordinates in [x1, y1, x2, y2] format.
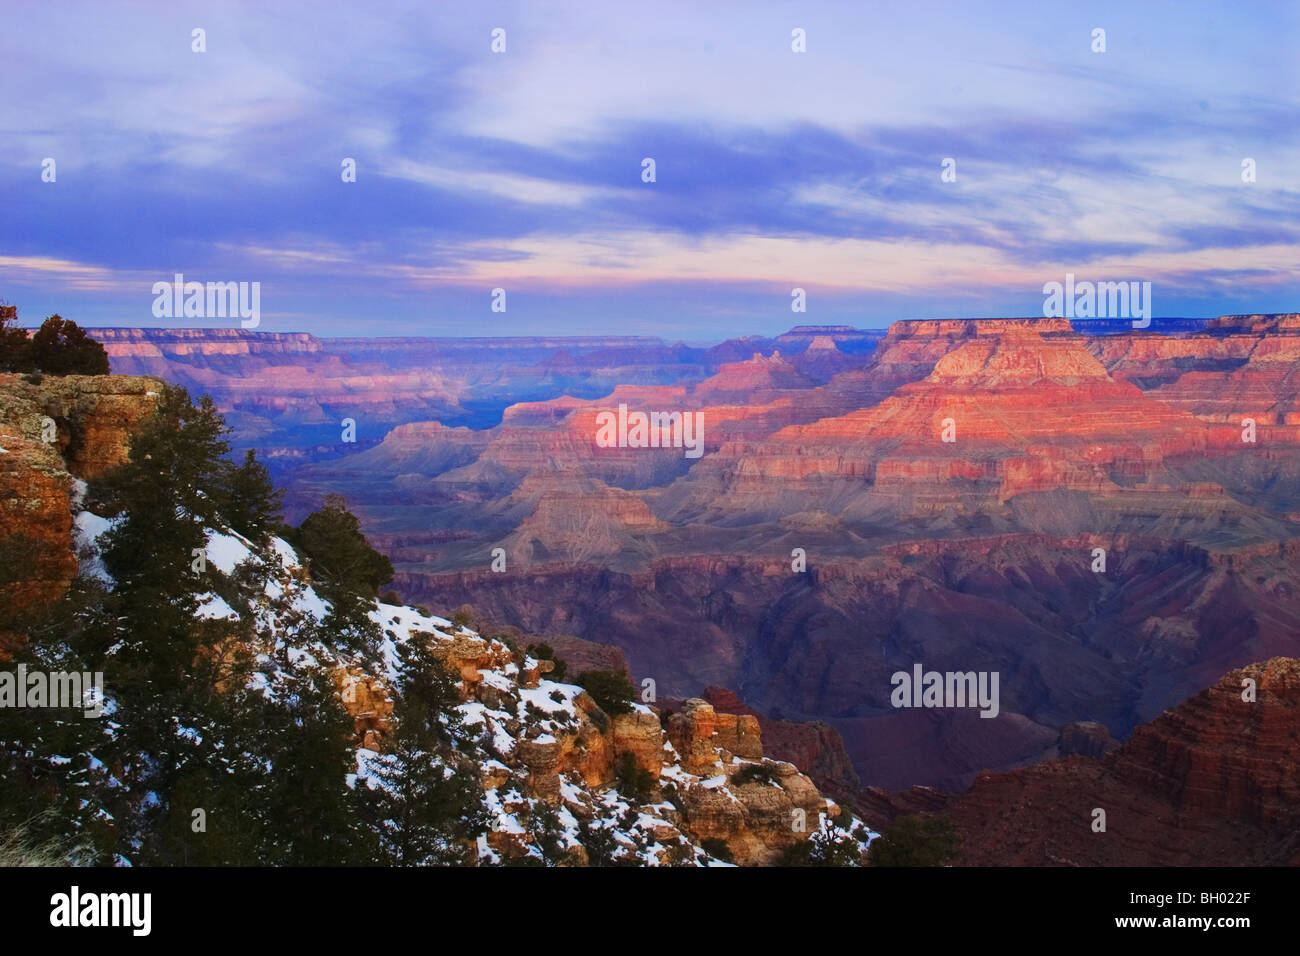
[781, 816, 863, 867]
[526, 642, 567, 681]
[27, 315, 109, 376]
[575, 669, 635, 716]
[731, 763, 777, 786]
[661, 781, 684, 815]
[586, 708, 609, 734]
[614, 752, 655, 804]
[663, 839, 694, 866]
[701, 838, 734, 863]
[578, 819, 623, 867]
[868, 814, 960, 867]
[522, 803, 568, 867]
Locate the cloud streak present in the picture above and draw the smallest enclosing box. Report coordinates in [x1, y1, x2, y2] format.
[0, 0, 1296, 336]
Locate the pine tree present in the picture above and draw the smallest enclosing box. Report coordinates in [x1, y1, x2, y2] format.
[219, 448, 284, 544]
[72, 385, 240, 862]
[254, 659, 371, 865]
[85, 385, 229, 679]
[356, 633, 487, 865]
[284, 494, 391, 656]
[288, 494, 394, 598]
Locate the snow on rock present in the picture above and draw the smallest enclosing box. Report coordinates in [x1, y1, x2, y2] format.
[138, 516, 868, 866]
[72, 510, 116, 584]
[195, 592, 239, 621]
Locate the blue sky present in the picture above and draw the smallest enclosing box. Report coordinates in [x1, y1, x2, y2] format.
[1, 0, 1297, 339]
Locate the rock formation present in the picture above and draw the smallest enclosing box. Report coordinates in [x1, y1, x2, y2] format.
[941, 658, 1300, 865]
[0, 373, 163, 645]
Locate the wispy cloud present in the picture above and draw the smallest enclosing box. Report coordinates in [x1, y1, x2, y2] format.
[0, 0, 1295, 336]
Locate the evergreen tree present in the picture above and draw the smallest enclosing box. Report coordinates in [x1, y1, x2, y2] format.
[219, 448, 284, 544]
[254, 659, 371, 865]
[27, 315, 109, 376]
[578, 817, 627, 866]
[868, 813, 960, 866]
[615, 752, 655, 803]
[0, 303, 33, 373]
[85, 384, 229, 679]
[356, 633, 487, 865]
[517, 802, 569, 867]
[0, 612, 116, 863]
[288, 494, 394, 598]
[70, 384, 279, 863]
[575, 669, 635, 716]
[284, 494, 391, 656]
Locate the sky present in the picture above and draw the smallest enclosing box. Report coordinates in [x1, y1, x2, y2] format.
[1, 0, 1298, 339]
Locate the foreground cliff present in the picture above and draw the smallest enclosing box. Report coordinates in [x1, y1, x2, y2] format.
[0, 373, 163, 644]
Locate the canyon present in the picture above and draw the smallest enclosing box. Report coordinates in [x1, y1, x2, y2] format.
[79, 315, 1300, 796]
[3, 336, 1297, 862]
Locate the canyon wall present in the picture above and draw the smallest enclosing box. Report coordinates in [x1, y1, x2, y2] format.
[0, 373, 163, 647]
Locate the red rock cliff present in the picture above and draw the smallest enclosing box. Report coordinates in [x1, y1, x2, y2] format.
[0, 373, 164, 645]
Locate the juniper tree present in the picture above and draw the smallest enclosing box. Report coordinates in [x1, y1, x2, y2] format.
[27, 315, 109, 376]
[0, 302, 32, 372]
[868, 813, 960, 866]
[574, 669, 635, 716]
[288, 494, 393, 598]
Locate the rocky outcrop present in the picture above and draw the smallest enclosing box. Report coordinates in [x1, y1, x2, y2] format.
[0, 373, 163, 640]
[943, 658, 1300, 865]
[683, 687, 862, 799]
[666, 698, 762, 772]
[442, 652, 851, 864]
[1057, 720, 1118, 759]
[334, 668, 394, 750]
